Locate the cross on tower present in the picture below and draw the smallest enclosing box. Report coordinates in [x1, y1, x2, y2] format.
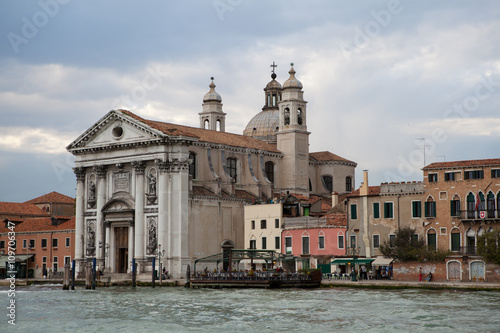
[270, 61, 277, 73]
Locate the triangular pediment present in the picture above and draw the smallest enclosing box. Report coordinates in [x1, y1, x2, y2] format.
[67, 110, 165, 151]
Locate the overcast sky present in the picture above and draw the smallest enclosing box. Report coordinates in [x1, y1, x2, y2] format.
[1, 0, 499, 202]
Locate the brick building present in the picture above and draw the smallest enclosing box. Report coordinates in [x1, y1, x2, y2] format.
[0, 192, 75, 279]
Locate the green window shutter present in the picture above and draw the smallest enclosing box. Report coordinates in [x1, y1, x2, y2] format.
[432, 202, 436, 217]
[373, 203, 380, 218]
[451, 233, 460, 251]
[351, 204, 357, 219]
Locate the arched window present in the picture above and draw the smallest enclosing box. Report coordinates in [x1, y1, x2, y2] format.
[487, 192, 495, 218]
[284, 108, 290, 125]
[345, 176, 352, 192]
[204, 119, 209, 129]
[478, 192, 485, 211]
[450, 194, 460, 217]
[272, 94, 277, 106]
[189, 152, 197, 179]
[425, 196, 436, 218]
[427, 229, 436, 250]
[265, 161, 274, 183]
[451, 228, 460, 252]
[322, 175, 333, 192]
[297, 108, 302, 125]
[216, 119, 221, 131]
[227, 157, 237, 182]
[466, 228, 476, 254]
[467, 192, 475, 219]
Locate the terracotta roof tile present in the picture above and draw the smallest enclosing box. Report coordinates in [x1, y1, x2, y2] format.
[424, 158, 500, 170]
[347, 186, 381, 197]
[0, 217, 75, 233]
[0, 202, 49, 217]
[289, 193, 310, 201]
[24, 191, 75, 204]
[326, 212, 347, 226]
[121, 110, 281, 153]
[309, 151, 356, 164]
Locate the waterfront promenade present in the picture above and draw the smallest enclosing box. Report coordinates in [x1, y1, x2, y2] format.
[3, 276, 500, 291]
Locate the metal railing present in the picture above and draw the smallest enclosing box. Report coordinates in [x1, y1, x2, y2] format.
[454, 210, 500, 220]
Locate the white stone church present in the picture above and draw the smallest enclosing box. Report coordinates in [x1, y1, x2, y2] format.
[67, 65, 357, 278]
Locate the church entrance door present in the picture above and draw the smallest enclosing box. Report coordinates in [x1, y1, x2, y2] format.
[115, 227, 129, 273]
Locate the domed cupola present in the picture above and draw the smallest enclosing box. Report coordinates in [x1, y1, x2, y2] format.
[283, 64, 303, 90]
[199, 77, 226, 131]
[243, 62, 283, 144]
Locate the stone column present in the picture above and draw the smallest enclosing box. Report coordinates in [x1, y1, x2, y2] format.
[128, 220, 134, 273]
[171, 157, 190, 278]
[94, 165, 107, 267]
[156, 159, 169, 272]
[73, 167, 86, 273]
[104, 221, 111, 273]
[132, 161, 145, 270]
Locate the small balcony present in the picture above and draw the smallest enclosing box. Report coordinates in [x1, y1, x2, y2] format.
[457, 210, 500, 222]
[452, 246, 477, 255]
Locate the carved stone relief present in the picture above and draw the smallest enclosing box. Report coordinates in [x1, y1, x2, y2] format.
[86, 220, 96, 256]
[146, 167, 158, 205]
[146, 217, 157, 255]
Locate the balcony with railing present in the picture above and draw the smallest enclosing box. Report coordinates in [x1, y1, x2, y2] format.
[456, 210, 500, 222]
[451, 246, 477, 255]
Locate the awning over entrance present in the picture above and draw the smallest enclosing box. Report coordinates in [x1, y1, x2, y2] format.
[0, 254, 34, 267]
[371, 257, 394, 266]
[330, 258, 375, 265]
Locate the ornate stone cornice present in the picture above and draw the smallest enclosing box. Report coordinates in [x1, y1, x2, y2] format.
[155, 158, 190, 173]
[132, 160, 146, 174]
[74, 167, 86, 181]
[93, 165, 107, 178]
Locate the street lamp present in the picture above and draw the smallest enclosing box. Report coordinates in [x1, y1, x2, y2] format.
[155, 244, 165, 286]
[349, 247, 360, 282]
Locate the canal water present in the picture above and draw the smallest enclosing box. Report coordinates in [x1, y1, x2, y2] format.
[2, 284, 500, 332]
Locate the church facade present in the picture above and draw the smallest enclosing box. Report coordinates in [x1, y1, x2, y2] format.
[67, 65, 356, 278]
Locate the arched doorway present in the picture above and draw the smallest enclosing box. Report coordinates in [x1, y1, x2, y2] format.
[221, 239, 235, 272]
[447, 261, 461, 281]
[470, 261, 485, 282]
[102, 195, 135, 273]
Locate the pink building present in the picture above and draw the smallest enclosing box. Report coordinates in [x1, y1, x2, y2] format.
[281, 213, 347, 271]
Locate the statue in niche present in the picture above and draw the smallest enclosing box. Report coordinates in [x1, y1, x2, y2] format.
[89, 181, 96, 200]
[148, 222, 157, 249]
[87, 223, 96, 255]
[148, 173, 156, 195]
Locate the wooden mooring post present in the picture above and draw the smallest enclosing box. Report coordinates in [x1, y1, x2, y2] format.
[63, 263, 70, 290]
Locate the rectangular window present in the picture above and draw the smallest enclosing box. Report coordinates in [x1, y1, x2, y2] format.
[350, 204, 357, 219]
[425, 201, 436, 218]
[373, 202, 380, 219]
[440, 227, 447, 235]
[65, 238, 70, 247]
[42, 256, 47, 263]
[23, 239, 27, 248]
[42, 238, 48, 248]
[318, 235, 325, 249]
[444, 172, 456, 181]
[302, 237, 310, 254]
[338, 235, 344, 249]
[384, 202, 393, 218]
[260, 220, 267, 229]
[412, 201, 421, 218]
[389, 234, 396, 247]
[411, 234, 419, 244]
[275, 236, 280, 249]
[464, 170, 484, 180]
[428, 173, 438, 182]
[249, 239, 256, 249]
[350, 235, 356, 248]
[29, 239, 35, 248]
[285, 237, 292, 254]
[53, 238, 58, 248]
[64, 256, 71, 265]
[262, 237, 267, 250]
[0, 240, 5, 249]
[275, 219, 279, 228]
[450, 200, 460, 217]
[492, 169, 500, 178]
[53, 256, 58, 272]
[251, 220, 255, 229]
[373, 235, 380, 248]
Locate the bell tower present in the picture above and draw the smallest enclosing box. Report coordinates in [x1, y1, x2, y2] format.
[276, 64, 310, 196]
[199, 77, 226, 131]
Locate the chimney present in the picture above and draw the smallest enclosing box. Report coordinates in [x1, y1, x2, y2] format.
[360, 170, 369, 196]
[331, 192, 339, 207]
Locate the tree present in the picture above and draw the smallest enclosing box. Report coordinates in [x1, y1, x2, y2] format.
[477, 229, 500, 265]
[380, 227, 449, 262]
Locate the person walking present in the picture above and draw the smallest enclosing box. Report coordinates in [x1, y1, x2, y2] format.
[418, 267, 422, 282]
